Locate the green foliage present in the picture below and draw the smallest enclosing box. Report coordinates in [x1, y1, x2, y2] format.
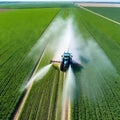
[47, 69, 59, 120]
[86, 7, 120, 22]
[19, 7, 120, 120]
[19, 27, 64, 119]
[19, 67, 57, 120]
[0, 2, 74, 9]
[0, 8, 59, 120]
[1, 6, 120, 120]
[56, 72, 64, 120]
[70, 7, 120, 120]
[74, 7, 120, 74]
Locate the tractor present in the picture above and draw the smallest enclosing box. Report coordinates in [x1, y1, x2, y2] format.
[51, 52, 82, 72]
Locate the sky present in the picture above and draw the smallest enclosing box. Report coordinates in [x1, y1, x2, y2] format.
[0, 0, 120, 2]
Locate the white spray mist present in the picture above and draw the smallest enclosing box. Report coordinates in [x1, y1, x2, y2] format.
[26, 64, 52, 89]
[62, 66, 76, 103]
[53, 17, 81, 65]
[28, 17, 66, 63]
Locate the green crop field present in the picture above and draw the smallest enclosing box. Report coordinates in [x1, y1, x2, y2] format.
[71, 7, 120, 120]
[0, 4, 120, 120]
[74, 7, 120, 74]
[0, 2, 74, 9]
[0, 8, 60, 120]
[86, 7, 120, 22]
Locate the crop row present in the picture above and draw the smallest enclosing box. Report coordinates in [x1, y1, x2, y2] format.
[0, 8, 60, 120]
[86, 7, 120, 22]
[76, 7, 120, 74]
[19, 62, 64, 120]
[70, 7, 120, 120]
[19, 67, 56, 120]
[18, 15, 66, 119]
[71, 60, 120, 119]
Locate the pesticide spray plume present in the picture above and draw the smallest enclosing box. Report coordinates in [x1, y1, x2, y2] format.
[62, 66, 76, 103]
[75, 31, 120, 102]
[25, 64, 52, 89]
[53, 16, 81, 66]
[58, 14, 120, 105]
[27, 16, 66, 63]
[53, 17, 72, 60]
[61, 66, 76, 120]
[25, 17, 70, 89]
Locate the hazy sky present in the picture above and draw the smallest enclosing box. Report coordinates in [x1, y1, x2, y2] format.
[0, 0, 120, 2]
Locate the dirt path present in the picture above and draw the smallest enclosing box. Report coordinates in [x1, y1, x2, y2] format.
[14, 84, 32, 120]
[14, 50, 45, 120]
[68, 99, 71, 120]
[0, 9, 15, 12]
[61, 73, 70, 120]
[76, 3, 120, 7]
[61, 98, 70, 120]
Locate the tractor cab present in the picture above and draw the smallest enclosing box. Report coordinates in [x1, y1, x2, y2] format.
[62, 52, 72, 62]
[60, 52, 72, 72]
[50, 52, 82, 72]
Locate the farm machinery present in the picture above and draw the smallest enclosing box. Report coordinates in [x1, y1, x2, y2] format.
[50, 52, 82, 72]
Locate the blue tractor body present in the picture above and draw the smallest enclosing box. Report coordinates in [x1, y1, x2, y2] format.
[60, 52, 72, 72]
[50, 52, 82, 72]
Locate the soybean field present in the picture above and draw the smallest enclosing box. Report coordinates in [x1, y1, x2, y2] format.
[0, 5, 120, 120]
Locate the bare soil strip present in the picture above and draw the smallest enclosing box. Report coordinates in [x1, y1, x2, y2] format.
[14, 84, 32, 120]
[76, 3, 120, 7]
[68, 98, 71, 120]
[61, 74, 70, 120]
[14, 49, 46, 120]
[65, 102, 68, 120]
[61, 98, 70, 120]
[0, 9, 15, 12]
[61, 102, 67, 120]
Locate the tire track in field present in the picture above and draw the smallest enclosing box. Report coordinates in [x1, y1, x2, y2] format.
[61, 73, 71, 120]
[13, 48, 46, 120]
[62, 98, 71, 120]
